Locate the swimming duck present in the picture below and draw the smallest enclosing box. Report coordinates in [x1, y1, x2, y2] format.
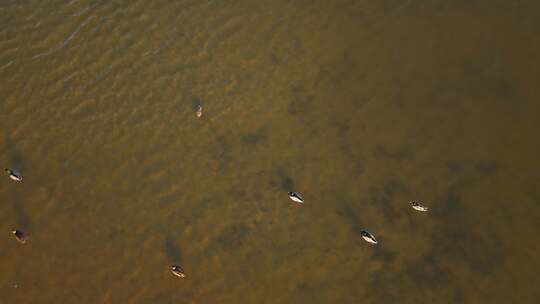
[195, 105, 203, 118]
[5, 168, 22, 182]
[288, 191, 304, 204]
[361, 230, 377, 244]
[12, 230, 27, 244]
[410, 201, 429, 212]
[171, 265, 186, 278]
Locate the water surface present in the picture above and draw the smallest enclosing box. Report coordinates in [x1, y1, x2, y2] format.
[1, 0, 539, 303]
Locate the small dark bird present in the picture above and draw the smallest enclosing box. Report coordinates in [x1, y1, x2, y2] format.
[171, 265, 186, 278]
[12, 230, 27, 244]
[5, 168, 22, 181]
[361, 230, 377, 245]
[288, 191, 304, 204]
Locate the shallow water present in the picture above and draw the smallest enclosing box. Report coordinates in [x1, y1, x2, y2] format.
[1, 0, 539, 303]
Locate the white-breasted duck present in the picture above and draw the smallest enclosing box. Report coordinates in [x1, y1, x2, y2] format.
[5, 168, 22, 182]
[361, 230, 378, 245]
[171, 265, 186, 278]
[410, 201, 429, 212]
[288, 191, 304, 204]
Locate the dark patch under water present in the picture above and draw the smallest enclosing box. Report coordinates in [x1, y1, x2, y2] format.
[164, 235, 183, 265]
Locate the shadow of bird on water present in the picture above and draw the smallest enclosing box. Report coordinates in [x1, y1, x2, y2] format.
[11, 199, 31, 230]
[164, 235, 183, 265]
[275, 168, 294, 192]
[2, 131, 25, 172]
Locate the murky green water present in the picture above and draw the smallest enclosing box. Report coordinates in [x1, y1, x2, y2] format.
[1, 0, 539, 303]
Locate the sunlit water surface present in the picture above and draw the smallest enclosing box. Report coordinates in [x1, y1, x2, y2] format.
[1, 1, 539, 303]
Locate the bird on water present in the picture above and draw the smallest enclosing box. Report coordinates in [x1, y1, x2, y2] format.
[288, 191, 304, 204]
[171, 265, 186, 278]
[361, 230, 377, 245]
[195, 105, 203, 118]
[5, 168, 22, 182]
[410, 201, 429, 212]
[12, 230, 27, 244]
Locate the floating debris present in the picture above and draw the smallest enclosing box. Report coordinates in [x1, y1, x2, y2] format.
[361, 230, 377, 245]
[5, 168, 22, 182]
[171, 265, 186, 278]
[12, 230, 27, 244]
[288, 191, 304, 204]
[410, 201, 429, 212]
[195, 105, 203, 118]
